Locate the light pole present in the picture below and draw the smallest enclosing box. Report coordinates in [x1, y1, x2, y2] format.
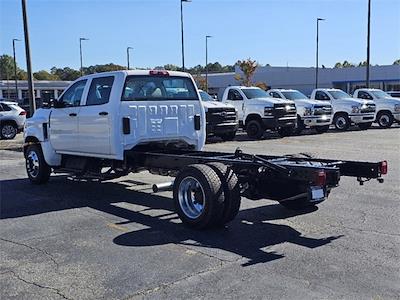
[205, 35, 212, 92]
[127, 47, 133, 70]
[12, 38, 21, 100]
[366, 0, 371, 87]
[315, 18, 325, 89]
[21, 0, 35, 113]
[79, 37, 89, 76]
[180, 0, 191, 71]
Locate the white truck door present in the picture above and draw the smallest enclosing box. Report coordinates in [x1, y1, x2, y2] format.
[77, 76, 113, 155]
[225, 89, 244, 119]
[49, 79, 87, 152]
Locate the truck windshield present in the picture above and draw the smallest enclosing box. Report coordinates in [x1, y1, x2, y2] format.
[329, 90, 351, 99]
[371, 90, 391, 99]
[199, 91, 215, 101]
[241, 88, 269, 99]
[122, 76, 199, 101]
[281, 91, 308, 100]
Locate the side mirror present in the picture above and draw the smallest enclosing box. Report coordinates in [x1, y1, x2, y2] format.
[53, 99, 65, 108]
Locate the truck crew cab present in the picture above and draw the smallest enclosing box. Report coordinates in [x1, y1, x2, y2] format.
[268, 89, 332, 134]
[24, 71, 387, 230]
[353, 88, 400, 128]
[221, 86, 297, 139]
[310, 88, 376, 131]
[198, 89, 238, 141]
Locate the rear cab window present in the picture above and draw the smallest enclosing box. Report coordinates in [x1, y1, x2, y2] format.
[86, 76, 114, 105]
[122, 76, 199, 101]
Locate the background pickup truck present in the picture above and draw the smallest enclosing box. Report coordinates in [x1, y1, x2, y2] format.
[221, 86, 297, 139]
[268, 89, 332, 134]
[310, 88, 376, 131]
[353, 88, 400, 128]
[198, 89, 238, 141]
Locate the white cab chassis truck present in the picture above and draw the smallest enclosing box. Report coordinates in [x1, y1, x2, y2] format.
[310, 88, 376, 131]
[24, 70, 387, 229]
[268, 89, 332, 134]
[353, 88, 400, 128]
[221, 86, 297, 139]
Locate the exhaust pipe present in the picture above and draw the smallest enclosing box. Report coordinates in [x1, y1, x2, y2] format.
[152, 181, 174, 193]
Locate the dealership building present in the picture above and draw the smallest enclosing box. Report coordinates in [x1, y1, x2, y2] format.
[1, 65, 399, 101]
[207, 64, 400, 97]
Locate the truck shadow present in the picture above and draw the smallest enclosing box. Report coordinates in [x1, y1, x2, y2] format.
[0, 176, 342, 267]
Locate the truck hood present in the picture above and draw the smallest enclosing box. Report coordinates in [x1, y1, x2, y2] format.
[245, 97, 294, 107]
[202, 101, 235, 109]
[321, 97, 375, 106]
[295, 99, 331, 107]
[378, 97, 400, 106]
[25, 108, 51, 126]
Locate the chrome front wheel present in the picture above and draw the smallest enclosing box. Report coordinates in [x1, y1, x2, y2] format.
[25, 145, 51, 184]
[26, 150, 40, 179]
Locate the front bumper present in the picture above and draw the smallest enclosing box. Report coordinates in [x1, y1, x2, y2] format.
[206, 122, 239, 136]
[302, 115, 331, 127]
[262, 116, 297, 129]
[349, 113, 375, 123]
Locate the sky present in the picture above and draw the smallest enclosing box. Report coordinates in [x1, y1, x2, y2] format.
[1, 0, 399, 72]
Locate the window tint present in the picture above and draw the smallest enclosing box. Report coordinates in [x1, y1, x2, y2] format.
[59, 80, 87, 107]
[315, 91, 329, 100]
[227, 89, 243, 100]
[271, 92, 282, 98]
[86, 76, 114, 105]
[0, 103, 12, 111]
[122, 76, 198, 101]
[358, 91, 373, 100]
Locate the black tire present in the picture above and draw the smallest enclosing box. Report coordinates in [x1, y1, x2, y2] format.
[279, 197, 316, 211]
[376, 111, 394, 128]
[25, 144, 51, 184]
[246, 120, 264, 139]
[173, 164, 224, 229]
[333, 113, 350, 131]
[293, 116, 305, 135]
[277, 126, 294, 137]
[358, 122, 372, 130]
[315, 125, 330, 134]
[207, 163, 241, 226]
[0, 123, 17, 140]
[220, 131, 236, 141]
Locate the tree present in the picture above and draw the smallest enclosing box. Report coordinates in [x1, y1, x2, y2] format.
[193, 74, 207, 90]
[393, 59, 400, 65]
[34, 70, 59, 80]
[334, 62, 343, 68]
[50, 67, 80, 81]
[0, 54, 26, 80]
[234, 58, 258, 86]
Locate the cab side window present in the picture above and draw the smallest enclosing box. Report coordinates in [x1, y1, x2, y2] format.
[270, 92, 281, 98]
[86, 76, 114, 106]
[59, 80, 87, 107]
[358, 91, 373, 100]
[227, 89, 243, 101]
[315, 91, 329, 100]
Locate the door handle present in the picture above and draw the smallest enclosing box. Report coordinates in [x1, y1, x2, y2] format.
[99, 112, 108, 116]
[69, 113, 77, 117]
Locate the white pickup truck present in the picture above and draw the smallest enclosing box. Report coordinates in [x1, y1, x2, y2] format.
[310, 88, 376, 130]
[221, 86, 297, 139]
[267, 89, 332, 134]
[353, 88, 400, 128]
[23, 70, 388, 229]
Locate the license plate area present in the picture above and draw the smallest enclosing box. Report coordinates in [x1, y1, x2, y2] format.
[310, 186, 325, 202]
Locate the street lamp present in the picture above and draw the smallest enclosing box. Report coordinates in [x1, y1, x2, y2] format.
[79, 37, 89, 76]
[127, 47, 133, 70]
[205, 35, 212, 92]
[12, 38, 21, 100]
[366, 0, 371, 87]
[315, 18, 325, 89]
[180, 0, 191, 71]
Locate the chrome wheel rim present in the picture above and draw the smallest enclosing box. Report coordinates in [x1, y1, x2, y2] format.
[178, 177, 205, 219]
[379, 114, 389, 126]
[26, 150, 40, 178]
[2, 125, 16, 139]
[336, 117, 347, 129]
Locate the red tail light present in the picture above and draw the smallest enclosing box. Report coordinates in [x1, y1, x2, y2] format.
[19, 111, 27, 116]
[379, 161, 388, 175]
[315, 171, 326, 186]
[149, 70, 169, 76]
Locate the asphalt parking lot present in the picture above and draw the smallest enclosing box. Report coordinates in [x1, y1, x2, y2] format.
[1, 126, 399, 300]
